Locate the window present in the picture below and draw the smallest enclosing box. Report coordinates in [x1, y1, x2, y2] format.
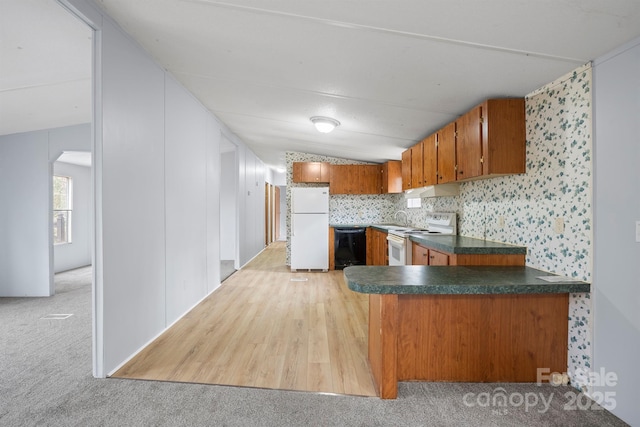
[53, 176, 72, 244]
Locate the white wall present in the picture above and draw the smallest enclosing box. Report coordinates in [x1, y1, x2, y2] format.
[0, 123, 91, 296]
[239, 148, 266, 266]
[0, 130, 52, 296]
[266, 167, 286, 187]
[100, 18, 168, 372]
[53, 161, 92, 273]
[205, 118, 221, 294]
[592, 38, 640, 426]
[220, 150, 237, 261]
[164, 75, 211, 323]
[279, 186, 286, 240]
[63, 0, 266, 376]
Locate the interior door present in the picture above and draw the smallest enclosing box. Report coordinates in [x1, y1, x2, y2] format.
[275, 186, 281, 240]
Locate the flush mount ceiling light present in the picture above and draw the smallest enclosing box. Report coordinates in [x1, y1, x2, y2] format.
[310, 116, 340, 133]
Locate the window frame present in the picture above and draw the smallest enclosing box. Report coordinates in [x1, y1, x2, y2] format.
[53, 175, 73, 245]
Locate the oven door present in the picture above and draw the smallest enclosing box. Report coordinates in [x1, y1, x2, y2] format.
[387, 234, 407, 266]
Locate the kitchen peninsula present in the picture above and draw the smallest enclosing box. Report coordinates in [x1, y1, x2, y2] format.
[344, 265, 590, 399]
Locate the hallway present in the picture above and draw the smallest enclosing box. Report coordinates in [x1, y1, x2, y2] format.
[112, 242, 377, 397]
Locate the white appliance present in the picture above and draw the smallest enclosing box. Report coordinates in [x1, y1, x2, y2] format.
[291, 187, 329, 272]
[387, 212, 457, 266]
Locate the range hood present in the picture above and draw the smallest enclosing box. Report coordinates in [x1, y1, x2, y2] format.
[404, 183, 460, 199]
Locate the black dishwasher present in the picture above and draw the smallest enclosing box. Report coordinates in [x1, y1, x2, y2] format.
[334, 227, 366, 270]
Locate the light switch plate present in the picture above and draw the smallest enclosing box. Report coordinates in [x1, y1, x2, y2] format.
[636, 221, 640, 242]
[553, 217, 565, 234]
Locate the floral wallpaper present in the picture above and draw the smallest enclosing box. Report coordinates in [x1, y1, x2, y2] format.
[286, 63, 593, 390]
[394, 64, 594, 389]
[501, 65, 592, 389]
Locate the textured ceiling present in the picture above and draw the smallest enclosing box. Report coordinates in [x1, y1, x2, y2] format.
[3, 0, 640, 170]
[0, 0, 92, 136]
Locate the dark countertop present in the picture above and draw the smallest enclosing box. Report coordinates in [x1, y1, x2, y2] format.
[330, 223, 402, 230]
[344, 265, 590, 295]
[410, 235, 527, 255]
[330, 224, 526, 255]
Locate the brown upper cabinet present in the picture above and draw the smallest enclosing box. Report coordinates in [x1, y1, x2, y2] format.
[437, 122, 456, 184]
[455, 98, 525, 181]
[330, 164, 381, 195]
[401, 149, 412, 191]
[401, 141, 424, 190]
[292, 162, 330, 183]
[382, 160, 402, 193]
[411, 142, 424, 188]
[401, 97, 525, 187]
[422, 133, 437, 186]
[456, 105, 483, 180]
[359, 164, 382, 194]
[481, 98, 526, 178]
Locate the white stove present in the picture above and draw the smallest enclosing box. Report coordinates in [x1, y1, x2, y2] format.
[387, 212, 457, 265]
[387, 212, 457, 238]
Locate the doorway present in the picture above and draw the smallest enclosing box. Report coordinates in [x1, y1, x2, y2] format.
[52, 151, 93, 285]
[219, 134, 239, 281]
[264, 183, 284, 244]
[264, 183, 279, 245]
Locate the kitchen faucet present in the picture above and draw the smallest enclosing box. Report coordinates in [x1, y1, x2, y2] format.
[394, 210, 409, 226]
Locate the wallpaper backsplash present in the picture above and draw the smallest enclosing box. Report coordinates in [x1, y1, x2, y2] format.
[457, 65, 593, 390]
[285, 152, 397, 263]
[286, 64, 593, 390]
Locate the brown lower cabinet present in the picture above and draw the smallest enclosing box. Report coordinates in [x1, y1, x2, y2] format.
[336, 232, 526, 270]
[369, 292, 569, 398]
[411, 242, 525, 266]
[367, 228, 388, 266]
[328, 227, 334, 270]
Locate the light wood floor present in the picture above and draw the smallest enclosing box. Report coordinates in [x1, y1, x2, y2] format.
[112, 242, 377, 397]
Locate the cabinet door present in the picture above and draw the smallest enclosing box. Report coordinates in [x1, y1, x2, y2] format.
[412, 243, 430, 265]
[428, 249, 450, 265]
[422, 134, 437, 186]
[380, 231, 388, 265]
[382, 161, 402, 193]
[292, 162, 330, 183]
[401, 149, 412, 190]
[370, 229, 379, 265]
[456, 105, 483, 180]
[483, 98, 526, 176]
[437, 122, 456, 184]
[366, 228, 374, 265]
[411, 141, 423, 188]
[292, 162, 305, 183]
[319, 162, 331, 182]
[329, 165, 354, 194]
[359, 165, 381, 194]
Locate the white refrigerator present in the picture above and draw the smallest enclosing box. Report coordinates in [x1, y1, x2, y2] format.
[291, 187, 329, 272]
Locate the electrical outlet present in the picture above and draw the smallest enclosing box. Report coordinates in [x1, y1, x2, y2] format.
[553, 217, 565, 234]
[498, 216, 505, 228]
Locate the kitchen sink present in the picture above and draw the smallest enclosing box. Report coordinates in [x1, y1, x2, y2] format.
[374, 224, 428, 232]
[375, 225, 414, 231]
